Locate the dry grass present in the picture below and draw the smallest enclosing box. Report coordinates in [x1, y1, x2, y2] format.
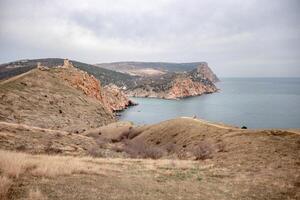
[0, 121, 99, 157]
[0, 147, 299, 200]
[0, 176, 12, 200]
[0, 151, 33, 178]
[0, 150, 104, 178]
[27, 188, 48, 200]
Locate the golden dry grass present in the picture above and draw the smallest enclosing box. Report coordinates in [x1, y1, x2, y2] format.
[0, 150, 106, 178]
[27, 188, 48, 200]
[0, 176, 12, 200]
[1, 147, 299, 200]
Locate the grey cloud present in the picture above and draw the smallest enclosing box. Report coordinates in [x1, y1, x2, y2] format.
[0, 0, 299, 77]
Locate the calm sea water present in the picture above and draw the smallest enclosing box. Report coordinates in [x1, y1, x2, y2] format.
[120, 78, 300, 128]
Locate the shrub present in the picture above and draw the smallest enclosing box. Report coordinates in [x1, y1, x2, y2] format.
[16, 144, 26, 151]
[28, 188, 48, 200]
[217, 142, 226, 152]
[193, 142, 213, 160]
[113, 128, 140, 142]
[0, 176, 12, 200]
[87, 147, 105, 158]
[241, 126, 247, 129]
[127, 129, 143, 139]
[44, 143, 62, 154]
[164, 143, 176, 153]
[95, 138, 108, 148]
[123, 139, 164, 159]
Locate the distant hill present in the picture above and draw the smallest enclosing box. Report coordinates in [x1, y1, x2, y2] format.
[0, 58, 135, 87]
[96, 61, 208, 76]
[0, 58, 219, 99]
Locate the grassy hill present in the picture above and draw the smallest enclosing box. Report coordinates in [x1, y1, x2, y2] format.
[0, 117, 299, 199]
[0, 67, 115, 133]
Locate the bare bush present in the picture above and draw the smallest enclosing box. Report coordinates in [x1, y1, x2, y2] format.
[95, 138, 108, 148]
[27, 188, 48, 200]
[164, 143, 176, 153]
[16, 144, 26, 151]
[88, 147, 106, 158]
[44, 142, 62, 154]
[127, 129, 143, 139]
[217, 142, 226, 152]
[193, 142, 213, 160]
[110, 145, 124, 153]
[0, 176, 12, 200]
[123, 139, 164, 159]
[111, 128, 134, 143]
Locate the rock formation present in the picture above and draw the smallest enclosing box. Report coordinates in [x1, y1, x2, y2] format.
[55, 59, 134, 112]
[167, 77, 217, 99]
[196, 62, 219, 82]
[103, 84, 136, 111]
[125, 69, 218, 99]
[56, 60, 105, 105]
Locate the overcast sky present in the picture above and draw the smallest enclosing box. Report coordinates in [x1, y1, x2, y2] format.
[0, 0, 299, 77]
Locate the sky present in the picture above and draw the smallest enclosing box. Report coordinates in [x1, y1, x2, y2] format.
[0, 0, 300, 77]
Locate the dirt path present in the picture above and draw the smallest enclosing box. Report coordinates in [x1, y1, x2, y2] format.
[0, 121, 69, 135]
[0, 69, 35, 85]
[180, 117, 239, 130]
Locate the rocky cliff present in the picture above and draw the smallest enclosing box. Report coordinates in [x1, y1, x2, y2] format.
[125, 69, 218, 99]
[97, 61, 220, 99]
[168, 77, 217, 99]
[103, 84, 136, 111]
[55, 60, 134, 112]
[196, 62, 219, 82]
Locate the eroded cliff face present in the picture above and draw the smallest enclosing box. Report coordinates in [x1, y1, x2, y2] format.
[125, 69, 218, 99]
[168, 77, 217, 99]
[196, 62, 220, 83]
[56, 60, 133, 112]
[57, 60, 104, 102]
[103, 84, 135, 111]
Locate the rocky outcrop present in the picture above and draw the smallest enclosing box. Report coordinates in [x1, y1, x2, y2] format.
[55, 59, 134, 112]
[168, 77, 217, 99]
[196, 62, 219, 82]
[56, 60, 105, 104]
[125, 68, 218, 99]
[103, 84, 136, 111]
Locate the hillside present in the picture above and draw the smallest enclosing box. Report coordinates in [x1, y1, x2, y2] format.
[125, 70, 218, 99]
[97, 61, 204, 73]
[0, 58, 220, 99]
[0, 117, 299, 200]
[96, 61, 218, 79]
[0, 58, 135, 87]
[97, 61, 219, 99]
[0, 60, 134, 133]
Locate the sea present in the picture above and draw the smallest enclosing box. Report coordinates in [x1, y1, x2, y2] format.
[119, 78, 300, 129]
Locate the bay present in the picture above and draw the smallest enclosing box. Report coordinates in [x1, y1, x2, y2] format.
[120, 78, 300, 128]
